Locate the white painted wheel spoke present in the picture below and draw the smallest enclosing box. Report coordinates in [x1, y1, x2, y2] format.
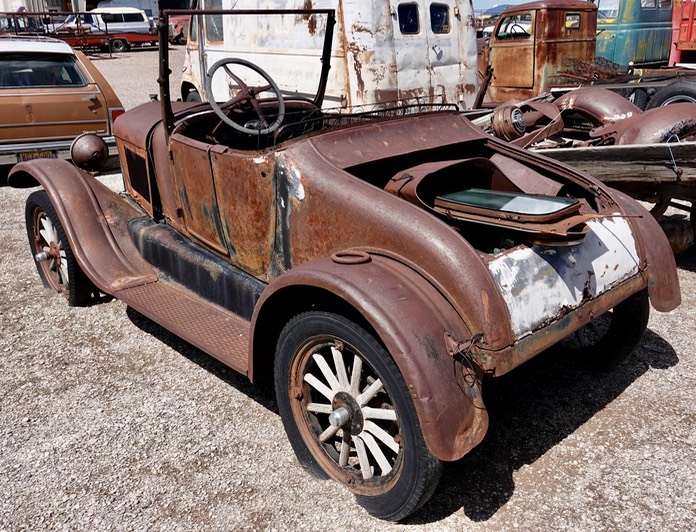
[331, 346, 349, 390]
[59, 262, 69, 285]
[354, 436, 373, 480]
[339, 434, 351, 467]
[303, 373, 335, 402]
[349, 354, 362, 395]
[362, 406, 397, 421]
[319, 423, 340, 443]
[312, 353, 341, 393]
[363, 420, 400, 453]
[306, 402, 333, 414]
[360, 431, 392, 475]
[356, 378, 383, 407]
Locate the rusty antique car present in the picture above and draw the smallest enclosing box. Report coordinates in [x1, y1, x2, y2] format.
[8, 9, 681, 521]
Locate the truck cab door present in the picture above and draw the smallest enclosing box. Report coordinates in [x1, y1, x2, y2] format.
[389, 1, 432, 101]
[426, 1, 473, 109]
[388, 1, 474, 108]
[488, 10, 536, 95]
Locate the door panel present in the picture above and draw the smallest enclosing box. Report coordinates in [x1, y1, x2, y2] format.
[170, 136, 229, 256]
[489, 11, 535, 89]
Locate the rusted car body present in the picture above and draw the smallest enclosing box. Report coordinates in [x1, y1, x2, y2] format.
[0, 34, 124, 165]
[9, 9, 680, 521]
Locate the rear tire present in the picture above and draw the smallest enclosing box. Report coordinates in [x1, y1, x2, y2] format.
[557, 290, 649, 369]
[25, 190, 94, 306]
[274, 311, 442, 521]
[110, 39, 127, 53]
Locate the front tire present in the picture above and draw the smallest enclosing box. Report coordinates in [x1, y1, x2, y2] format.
[25, 190, 94, 306]
[274, 311, 442, 521]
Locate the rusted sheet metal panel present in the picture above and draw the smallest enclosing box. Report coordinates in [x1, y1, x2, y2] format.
[211, 149, 276, 279]
[555, 87, 641, 125]
[488, 217, 640, 339]
[170, 135, 229, 255]
[193, 0, 478, 109]
[273, 140, 516, 350]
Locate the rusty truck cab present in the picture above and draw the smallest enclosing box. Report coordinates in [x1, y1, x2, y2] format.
[484, 0, 597, 103]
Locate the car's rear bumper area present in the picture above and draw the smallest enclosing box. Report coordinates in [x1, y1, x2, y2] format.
[0, 136, 117, 165]
[478, 271, 647, 376]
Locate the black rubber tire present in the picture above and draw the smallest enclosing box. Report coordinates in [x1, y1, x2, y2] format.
[25, 190, 94, 306]
[110, 39, 127, 53]
[274, 311, 442, 521]
[626, 88, 649, 110]
[557, 290, 650, 368]
[185, 90, 201, 102]
[647, 80, 696, 108]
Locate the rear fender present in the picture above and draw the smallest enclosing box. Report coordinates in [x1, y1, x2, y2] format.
[9, 159, 156, 292]
[611, 190, 680, 311]
[251, 252, 489, 462]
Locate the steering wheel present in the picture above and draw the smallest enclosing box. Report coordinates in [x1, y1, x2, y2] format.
[510, 24, 528, 36]
[204, 58, 286, 136]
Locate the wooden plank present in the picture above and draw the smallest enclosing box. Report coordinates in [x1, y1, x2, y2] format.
[535, 141, 696, 183]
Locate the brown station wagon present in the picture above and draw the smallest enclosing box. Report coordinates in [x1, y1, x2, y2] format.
[0, 34, 124, 166]
[8, 9, 681, 521]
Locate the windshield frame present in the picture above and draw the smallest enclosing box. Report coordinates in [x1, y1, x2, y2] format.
[157, 8, 337, 139]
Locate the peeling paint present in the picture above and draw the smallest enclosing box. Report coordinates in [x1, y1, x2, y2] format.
[488, 217, 640, 338]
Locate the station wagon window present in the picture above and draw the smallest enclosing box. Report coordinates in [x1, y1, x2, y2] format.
[430, 4, 450, 34]
[398, 3, 420, 34]
[205, 0, 223, 42]
[596, 0, 619, 19]
[0, 53, 87, 88]
[640, 0, 656, 8]
[495, 13, 532, 40]
[658, 0, 672, 7]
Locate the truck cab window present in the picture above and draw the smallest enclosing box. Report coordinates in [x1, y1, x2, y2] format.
[495, 14, 532, 40]
[398, 3, 420, 34]
[597, 0, 619, 19]
[430, 4, 450, 34]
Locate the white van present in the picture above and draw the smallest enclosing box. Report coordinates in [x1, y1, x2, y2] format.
[180, 0, 479, 110]
[58, 7, 154, 36]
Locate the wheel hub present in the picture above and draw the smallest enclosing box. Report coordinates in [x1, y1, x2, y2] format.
[330, 391, 364, 435]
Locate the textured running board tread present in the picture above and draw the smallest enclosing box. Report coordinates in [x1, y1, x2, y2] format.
[115, 281, 250, 374]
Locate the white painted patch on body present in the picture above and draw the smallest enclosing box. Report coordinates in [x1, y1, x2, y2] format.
[488, 216, 640, 338]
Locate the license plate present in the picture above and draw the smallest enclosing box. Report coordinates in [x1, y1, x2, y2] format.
[17, 150, 58, 162]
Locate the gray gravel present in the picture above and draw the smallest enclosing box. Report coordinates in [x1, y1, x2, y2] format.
[1, 47, 695, 531]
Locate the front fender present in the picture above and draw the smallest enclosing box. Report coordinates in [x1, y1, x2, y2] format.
[251, 252, 489, 462]
[9, 159, 156, 292]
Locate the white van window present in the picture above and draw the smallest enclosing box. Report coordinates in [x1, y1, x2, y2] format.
[123, 13, 145, 22]
[398, 4, 420, 35]
[430, 4, 450, 34]
[205, 0, 223, 42]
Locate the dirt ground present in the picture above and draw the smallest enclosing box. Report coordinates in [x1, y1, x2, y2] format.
[0, 47, 694, 530]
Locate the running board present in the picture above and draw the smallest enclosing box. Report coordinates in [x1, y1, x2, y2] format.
[114, 279, 250, 375]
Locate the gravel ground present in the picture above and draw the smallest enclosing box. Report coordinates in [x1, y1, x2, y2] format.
[1, 47, 695, 531]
